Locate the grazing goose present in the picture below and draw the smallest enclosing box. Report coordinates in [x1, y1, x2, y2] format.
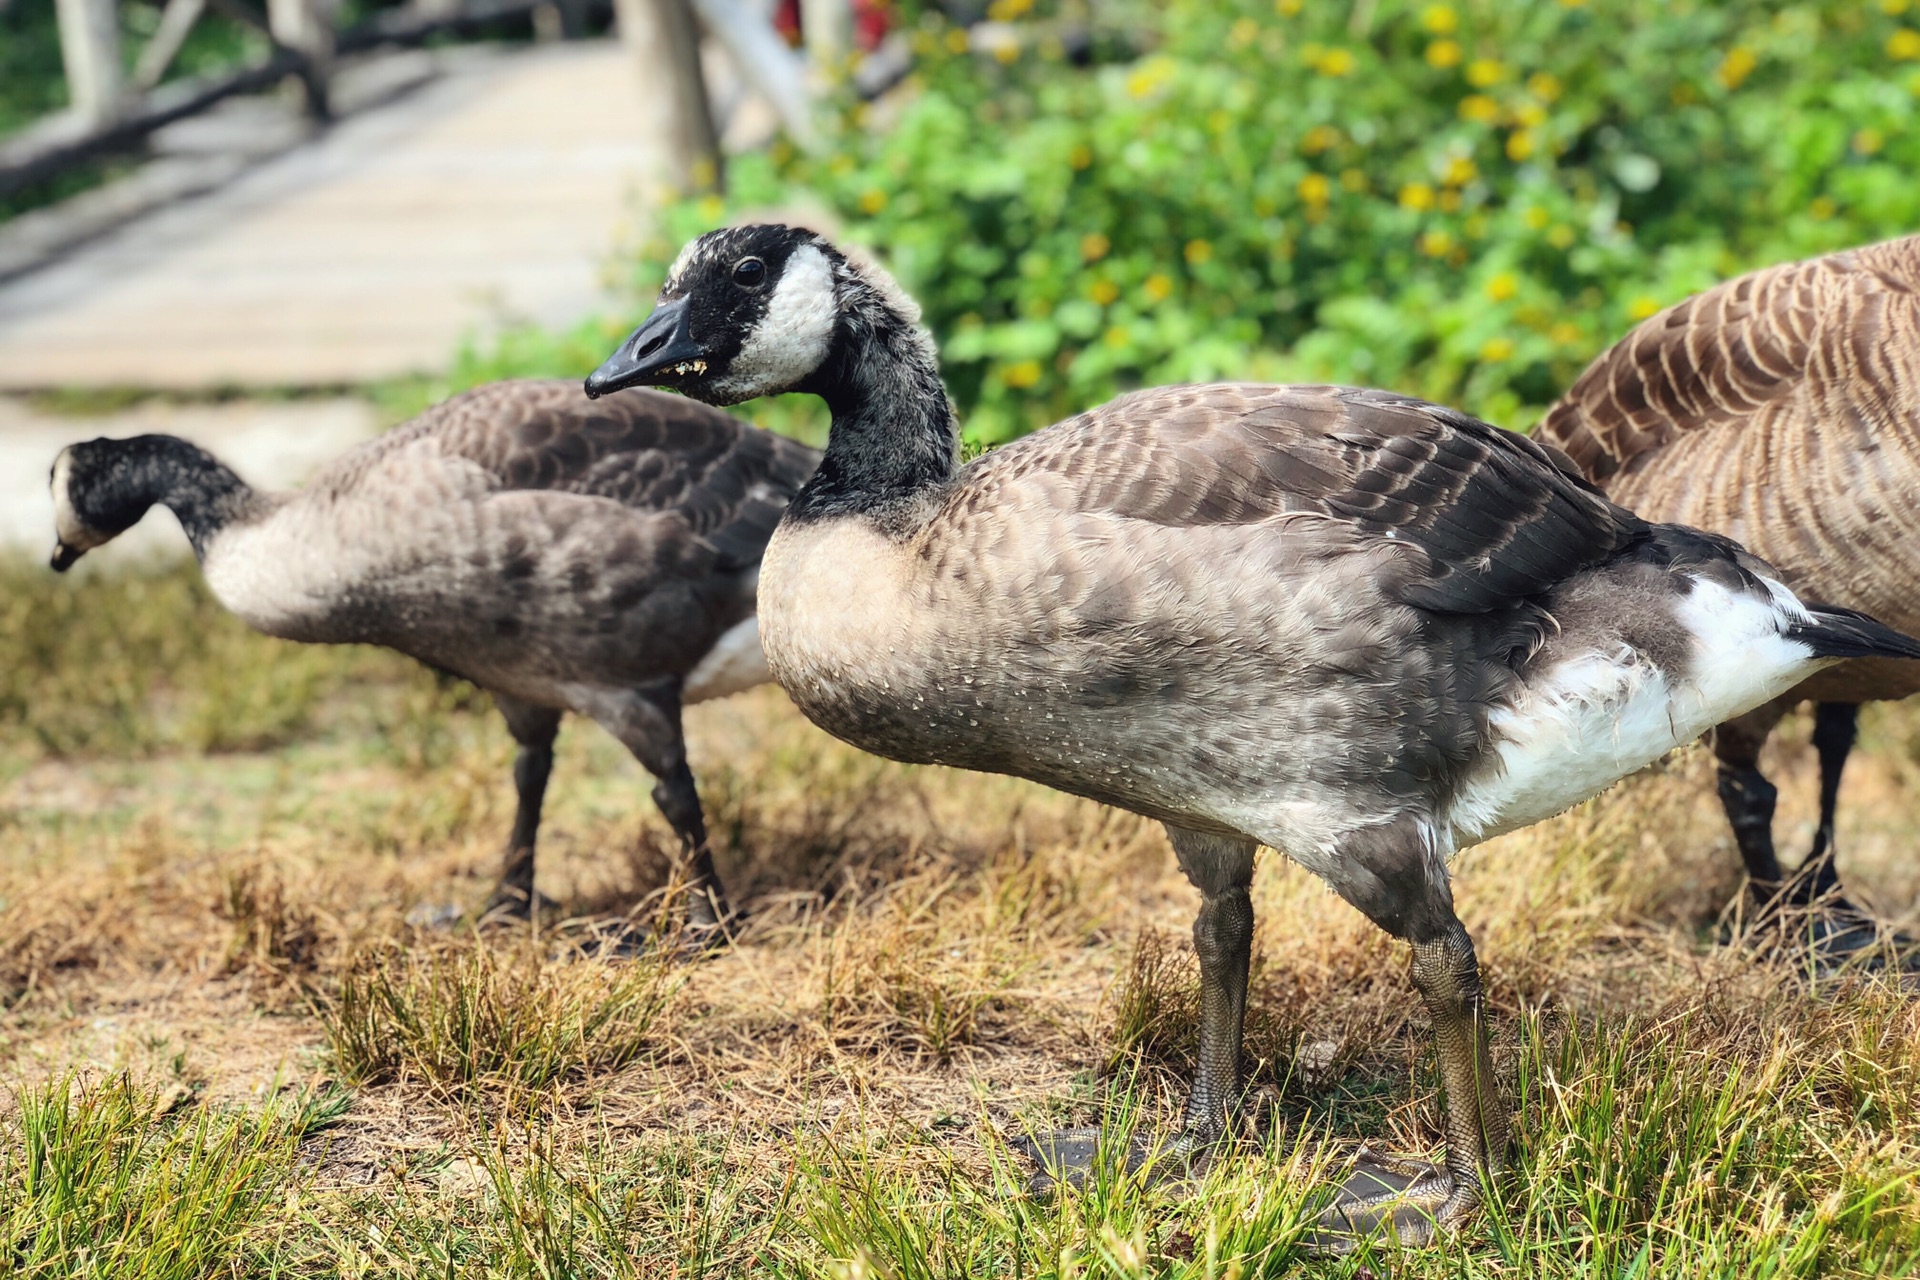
[50, 379, 819, 938]
[582, 225, 1920, 1247]
[1538, 235, 1920, 963]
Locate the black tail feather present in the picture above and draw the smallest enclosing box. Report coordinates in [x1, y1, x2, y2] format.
[1791, 603, 1920, 662]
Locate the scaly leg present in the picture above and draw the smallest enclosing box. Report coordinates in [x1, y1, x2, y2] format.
[1015, 827, 1256, 1189]
[1306, 814, 1506, 1253]
[483, 695, 563, 920]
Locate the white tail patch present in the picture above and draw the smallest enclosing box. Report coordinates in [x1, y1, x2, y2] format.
[684, 616, 772, 704]
[1445, 575, 1832, 848]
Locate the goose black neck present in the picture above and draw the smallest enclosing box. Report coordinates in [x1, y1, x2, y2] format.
[107, 436, 255, 558]
[788, 305, 958, 527]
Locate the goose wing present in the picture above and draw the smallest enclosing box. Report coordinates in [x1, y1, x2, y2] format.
[960, 383, 1644, 616]
[1537, 237, 1920, 484]
[411, 379, 819, 571]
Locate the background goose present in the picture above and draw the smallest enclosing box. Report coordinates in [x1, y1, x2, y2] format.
[50, 379, 820, 938]
[1538, 235, 1920, 963]
[582, 225, 1920, 1248]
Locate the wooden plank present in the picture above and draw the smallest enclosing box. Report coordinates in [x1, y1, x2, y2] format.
[612, 0, 723, 190]
[692, 0, 816, 151]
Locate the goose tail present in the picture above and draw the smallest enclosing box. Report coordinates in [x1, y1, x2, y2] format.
[1789, 604, 1920, 662]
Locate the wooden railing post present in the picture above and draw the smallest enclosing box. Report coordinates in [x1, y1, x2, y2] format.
[798, 0, 848, 76]
[613, 0, 724, 192]
[267, 0, 335, 118]
[55, 0, 126, 124]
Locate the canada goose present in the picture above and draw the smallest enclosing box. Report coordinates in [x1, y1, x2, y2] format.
[1538, 235, 1920, 963]
[582, 225, 1920, 1246]
[50, 379, 819, 938]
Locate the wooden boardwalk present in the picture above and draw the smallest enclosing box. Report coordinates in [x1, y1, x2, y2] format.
[0, 40, 670, 390]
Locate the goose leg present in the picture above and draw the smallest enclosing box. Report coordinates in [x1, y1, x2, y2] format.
[1790, 703, 1917, 968]
[1711, 705, 1788, 890]
[1014, 828, 1255, 1191]
[483, 696, 563, 920]
[591, 680, 736, 948]
[1306, 817, 1505, 1253]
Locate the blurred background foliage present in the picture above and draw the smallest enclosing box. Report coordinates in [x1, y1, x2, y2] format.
[457, 0, 1920, 441]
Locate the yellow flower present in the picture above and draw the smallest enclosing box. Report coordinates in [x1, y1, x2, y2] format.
[1003, 360, 1043, 388]
[697, 193, 726, 221]
[1886, 0, 1911, 14]
[1089, 279, 1120, 305]
[1466, 59, 1504, 88]
[1229, 17, 1259, 47]
[1340, 168, 1368, 193]
[1069, 143, 1094, 170]
[1081, 232, 1111, 261]
[1143, 274, 1174, 302]
[1892, 29, 1920, 59]
[1420, 229, 1454, 257]
[1399, 181, 1436, 211]
[1550, 321, 1583, 345]
[1459, 94, 1500, 124]
[1718, 46, 1757, 88]
[1854, 128, 1885, 155]
[1104, 325, 1130, 347]
[1126, 57, 1173, 98]
[1514, 101, 1547, 127]
[1301, 124, 1342, 154]
[1275, 0, 1303, 14]
[1628, 295, 1661, 320]
[1809, 196, 1837, 220]
[1480, 337, 1515, 361]
[1523, 205, 1551, 229]
[1208, 109, 1233, 134]
[857, 188, 887, 215]
[986, 0, 1031, 18]
[1316, 47, 1356, 76]
[1559, 0, 1586, 6]
[1422, 3, 1458, 34]
[1439, 189, 1462, 212]
[1184, 238, 1214, 265]
[1297, 172, 1332, 204]
[1547, 223, 1576, 249]
[944, 27, 971, 54]
[1507, 129, 1536, 161]
[1527, 71, 1562, 102]
[1426, 39, 1462, 68]
[1442, 154, 1477, 186]
[1486, 272, 1519, 302]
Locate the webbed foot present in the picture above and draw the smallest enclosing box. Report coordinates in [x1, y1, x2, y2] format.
[1303, 1150, 1477, 1254]
[479, 884, 561, 923]
[1009, 1126, 1212, 1195]
[1748, 887, 1920, 975]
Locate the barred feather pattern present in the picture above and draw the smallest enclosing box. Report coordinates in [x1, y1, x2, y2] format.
[1537, 235, 1920, 702]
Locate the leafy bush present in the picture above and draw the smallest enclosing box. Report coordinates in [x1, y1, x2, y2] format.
[590, 0, 1920, 440]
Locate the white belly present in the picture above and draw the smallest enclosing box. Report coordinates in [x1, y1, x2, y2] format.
[683, 616, 772, 704]
[1445, 577, 1830, 848]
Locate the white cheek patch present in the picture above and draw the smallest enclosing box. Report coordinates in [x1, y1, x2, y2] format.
[50, 450, 110, 550]
[710, 244, 837, 399]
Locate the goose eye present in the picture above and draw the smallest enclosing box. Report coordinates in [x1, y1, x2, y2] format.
[732, 257, 767, 288]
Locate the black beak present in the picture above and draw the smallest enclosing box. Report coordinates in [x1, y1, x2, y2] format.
[585, 297, 704, 399]
[50, 541, 82, 572]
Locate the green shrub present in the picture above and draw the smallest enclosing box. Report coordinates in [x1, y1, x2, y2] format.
[566, 0, 1920, 440]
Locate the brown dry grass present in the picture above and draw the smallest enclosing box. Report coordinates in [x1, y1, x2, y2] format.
[5, 559, 1920, 1274]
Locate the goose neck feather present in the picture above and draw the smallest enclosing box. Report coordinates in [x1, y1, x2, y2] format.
[788, 262, 959, 529]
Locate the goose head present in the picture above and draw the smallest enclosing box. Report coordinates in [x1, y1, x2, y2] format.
[586, 224, 899, 406]
[49, 439, 146, 572]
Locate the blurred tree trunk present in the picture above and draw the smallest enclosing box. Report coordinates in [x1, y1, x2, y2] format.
[55, 0, 126, 124]
[615, 0, 724, 193]
[267, 0, 335, 119]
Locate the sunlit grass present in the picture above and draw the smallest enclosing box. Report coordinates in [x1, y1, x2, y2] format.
[4, 558, 1920, 1276]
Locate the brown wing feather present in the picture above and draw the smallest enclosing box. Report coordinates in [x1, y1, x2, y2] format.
[958, 383, 1645, 616]
[341, 379, 819, 572]
[1537, 237, 1920, 482]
